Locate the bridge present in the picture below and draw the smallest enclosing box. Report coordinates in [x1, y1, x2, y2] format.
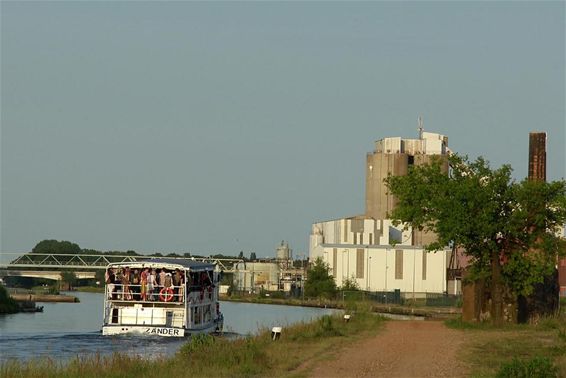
[0, 253, 245, 281]
[1, 270, 96, 280]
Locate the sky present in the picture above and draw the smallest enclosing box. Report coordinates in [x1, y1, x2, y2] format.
[1, 1, 564, 262]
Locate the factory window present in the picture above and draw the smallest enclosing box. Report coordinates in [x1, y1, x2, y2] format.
[408, 155, 414, 165]
[422, 251, 427, 280]
[369, 233, 373, 245]
[354, 233, 357, 244]
[356, 249, 364, 279]
[360, 234, 364, 244]
[395, 250, 403, 280]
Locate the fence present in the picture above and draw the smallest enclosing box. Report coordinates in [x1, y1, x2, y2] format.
[340, 290, 461, 307]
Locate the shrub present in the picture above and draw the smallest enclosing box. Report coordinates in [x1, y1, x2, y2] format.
[496, 356, 558, 378]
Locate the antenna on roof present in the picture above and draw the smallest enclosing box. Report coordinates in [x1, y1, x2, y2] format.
[417, 116, 424, 139]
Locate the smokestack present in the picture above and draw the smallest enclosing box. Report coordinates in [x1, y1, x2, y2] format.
[528, 132, 546, 182]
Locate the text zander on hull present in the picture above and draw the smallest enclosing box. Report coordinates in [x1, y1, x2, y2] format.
[102, 258, 223, 337]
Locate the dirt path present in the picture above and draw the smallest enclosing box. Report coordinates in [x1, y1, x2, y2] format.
[307, 320, 468, 378]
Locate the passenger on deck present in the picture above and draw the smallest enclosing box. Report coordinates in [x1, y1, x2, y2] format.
[159, 268, 167, 289]
[179, 270, 186, 302]
[173, 268, 182, 302]
[105, 268, 115, 299]
[148, 268, 157, 301]
[164, 272, 173, 288]
[115, 269, 123, 299]
[122, 267, 131, 300]
[140, 267, 149, 301]
[158, 272, 173, 302]
[131, 269, 140, 300]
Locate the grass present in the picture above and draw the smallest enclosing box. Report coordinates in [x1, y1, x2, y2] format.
[0, 310, 384, 378]
[445, 313, 566, 377]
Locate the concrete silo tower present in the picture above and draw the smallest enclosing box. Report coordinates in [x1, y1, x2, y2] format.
[365, 130, 450, 246]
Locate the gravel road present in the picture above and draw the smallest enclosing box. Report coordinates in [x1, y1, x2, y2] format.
[308, 320, 468, 378]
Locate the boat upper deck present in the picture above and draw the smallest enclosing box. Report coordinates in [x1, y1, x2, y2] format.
[106, 257, 216, 272]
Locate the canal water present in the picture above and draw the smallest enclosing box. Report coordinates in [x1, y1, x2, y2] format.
[0, 292, 338, 362]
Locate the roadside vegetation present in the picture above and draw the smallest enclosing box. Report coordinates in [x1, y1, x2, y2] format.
[445, 301, 566, 377]
[0, 307, 384, 378]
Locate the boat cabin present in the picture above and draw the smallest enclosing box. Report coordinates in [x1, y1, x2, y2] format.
[102, 258, 223, 337]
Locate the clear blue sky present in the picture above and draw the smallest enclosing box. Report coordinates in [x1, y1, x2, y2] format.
[1, 2, 564, 260]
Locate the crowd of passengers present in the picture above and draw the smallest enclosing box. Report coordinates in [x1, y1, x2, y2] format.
[104, 266, 213, 302]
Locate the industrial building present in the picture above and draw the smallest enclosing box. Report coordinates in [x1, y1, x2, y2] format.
[232, 241, 304, 294]
[309, 130, 457, 295]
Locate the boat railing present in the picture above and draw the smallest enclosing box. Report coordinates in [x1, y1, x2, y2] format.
[104, 283, 188, 303]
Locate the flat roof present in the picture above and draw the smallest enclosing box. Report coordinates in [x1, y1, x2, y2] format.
[107, 257, 215, 270]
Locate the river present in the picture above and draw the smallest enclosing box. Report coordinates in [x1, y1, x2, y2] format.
[0, 292, 337, 363]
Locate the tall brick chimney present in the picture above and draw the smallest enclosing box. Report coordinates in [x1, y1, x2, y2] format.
[528, 132, 546, 182]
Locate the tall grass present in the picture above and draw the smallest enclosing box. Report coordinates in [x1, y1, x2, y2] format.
[496, 356, 558, 378]
[1, 310, 384, 378]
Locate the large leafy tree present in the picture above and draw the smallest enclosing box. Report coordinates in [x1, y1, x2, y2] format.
[304, 257, 337, 299]
[32, 240, 81, 254]
[60, 270, 78, 290]
[386, 155, 566, 324]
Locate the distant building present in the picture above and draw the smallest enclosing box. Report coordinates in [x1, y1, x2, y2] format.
[309, 130, 456, 294]
[232, 241, 303, 293]
[233, 261, 280, 292]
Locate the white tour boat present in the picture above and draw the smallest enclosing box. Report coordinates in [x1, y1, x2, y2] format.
[102, 258, 223, 337]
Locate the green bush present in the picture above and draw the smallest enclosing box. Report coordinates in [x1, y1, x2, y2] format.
[266, 291, 285, 299]
[496, 356, 558, 378]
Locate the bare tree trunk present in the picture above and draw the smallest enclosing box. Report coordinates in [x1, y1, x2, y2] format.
[491, 251, 504, 326]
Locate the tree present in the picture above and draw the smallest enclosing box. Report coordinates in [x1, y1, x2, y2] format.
[0, 284, 18, 314]
[32, 240, 81, 254]
[386, 155, 566, 324]
[304, 257, 337, 299]
[94, 270, 105, 285]
[60, 271, 78, 290]
[341, 275, 360, 291]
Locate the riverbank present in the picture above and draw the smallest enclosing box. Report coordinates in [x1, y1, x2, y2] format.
[0, 309, 385, 378]
[222, 295, 460, 319]
[10, 293, 79, 303]
[3, 312, 564, 377]
[1, 298, 564, 377]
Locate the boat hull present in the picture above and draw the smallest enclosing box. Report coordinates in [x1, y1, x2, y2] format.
[102, 318, 223, 337]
